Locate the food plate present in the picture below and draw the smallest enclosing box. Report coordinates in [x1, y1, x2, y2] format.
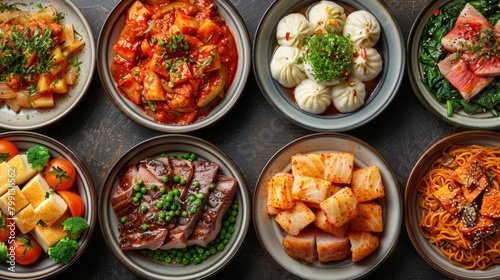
[0, 131, 97, 279]
[99, 134, 251, 279]
[407, 0, 500, 129]
[0, 0, 96, 130]
[97, 0, 251, 133]
[405, 130, 500, 279]
[253, 133, 402, 280]
[253, 0, 405, 132]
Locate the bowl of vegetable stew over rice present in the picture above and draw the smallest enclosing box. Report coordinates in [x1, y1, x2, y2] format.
[405, 130, 500, 279]
[0, 131, 97, 279]
[408, 0, 500, 129]
[0, 1, 96, 130]
[253, 0, 405, 132]
[99, 134, 251, 279]
[97, 0, 251, 133]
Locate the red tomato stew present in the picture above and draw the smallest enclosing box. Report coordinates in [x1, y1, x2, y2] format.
[111, 0, 238, 125]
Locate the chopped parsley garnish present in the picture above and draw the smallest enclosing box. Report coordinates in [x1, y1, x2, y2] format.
[303, 33, 354, 83]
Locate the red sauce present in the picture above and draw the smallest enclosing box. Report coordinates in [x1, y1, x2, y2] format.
[111, 0, 238, 125]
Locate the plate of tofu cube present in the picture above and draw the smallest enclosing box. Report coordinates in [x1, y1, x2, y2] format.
[0, 131, 96, 279]
[253, 133, 402, 280]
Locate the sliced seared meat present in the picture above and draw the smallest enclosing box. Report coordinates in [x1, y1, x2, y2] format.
[441, 4, 492, 52]
[160, 161, 219, 249]
[171, 158, 195, 200]
[114, 158, 172, 250]
[438, 54, 493, 100]
[187, 175, 238, 247]
[462, 52, 500, 76]
[112, 164, 138, 218]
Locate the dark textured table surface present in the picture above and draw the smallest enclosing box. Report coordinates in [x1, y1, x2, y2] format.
[0, 0, 460, 279]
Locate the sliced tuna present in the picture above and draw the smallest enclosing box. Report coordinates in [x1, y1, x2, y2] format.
[462, 51, 500, 76]
[441, 4, 492, 52]
[160, 161, 219, 249]
[438, 54, 493, 100]
[187, 175, 238, 247]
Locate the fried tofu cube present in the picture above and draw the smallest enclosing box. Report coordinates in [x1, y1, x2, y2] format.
[348, 231, 380, 262]
[7, 154, 37, 185]
[21, 173, 51, 208]
[31, 213, 69, 252]
[451, 160, 488, 203]
[13, 204, 38, 233]
[316, 229, 351, 262]
[319, 187, 358, 227]
[351, 166, 385, 202]
[281, 227, 316, 264]
[459, 215, 496, 248]
[0, 185, 29, 215]
[275, 201, 316, 236]
[291, 153, 325, 179]
[349, 202, 383, 232]
[480, 188, 500, 218]
[313, 209, 349, 238]
[324, 152, 354, 184]
[34, 193, 67, 226]
[0, 162, 10, 196]
[432, 184, 467, 215]
[291, 175, 331, 204]
[267, 172, 295, 210]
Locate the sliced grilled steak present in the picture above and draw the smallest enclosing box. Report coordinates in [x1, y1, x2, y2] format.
[160, 161, 219, 249]
[111, 164, 138, 218]
[187, 175, 238, 247]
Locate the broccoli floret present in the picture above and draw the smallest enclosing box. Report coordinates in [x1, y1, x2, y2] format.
[0, 242, 9, 263]
[26, 145, 50, 171]
[48, 237, 79, 264]
[62, 217, 89, 240]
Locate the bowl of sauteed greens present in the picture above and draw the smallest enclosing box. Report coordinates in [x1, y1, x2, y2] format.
[253, 0, 405, 132]
[99, 134, 251, 279]
[408, 0, 500, 129]
[97, 0, 251, 133]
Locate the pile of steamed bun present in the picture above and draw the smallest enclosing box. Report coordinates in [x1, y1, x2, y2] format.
[270, 1, 383, 114]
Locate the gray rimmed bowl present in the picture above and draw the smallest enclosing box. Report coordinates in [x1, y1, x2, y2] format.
[0, 0, 96, 130]
[99, 134, 251, 279]
[405, 130, 500, 279]
[97, 0, 251, 133]
[253, 0, 405, 132]
[407, 0, 500, 129]
[253, 133, 402, 280]
[0, 131, 97, 279]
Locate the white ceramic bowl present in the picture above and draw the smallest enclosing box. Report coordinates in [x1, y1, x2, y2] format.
[0, 131, 97, 279]
[99, 134, 251, 279]
[253, 133, 402, 280]
[253, 0, 405, 132]
[0, 0, 96, 130]
[97, 0, 251, 133]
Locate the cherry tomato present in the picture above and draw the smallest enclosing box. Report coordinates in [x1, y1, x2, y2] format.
[9, 234, 43, 265]
[0, 213, 16, 243]
[0, 140, 18, 162]
[58, 191, 85, 217]
[44, 158, 76, 191]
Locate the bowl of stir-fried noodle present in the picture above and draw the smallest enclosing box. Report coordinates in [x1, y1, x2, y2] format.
[405, 130, 500, 279]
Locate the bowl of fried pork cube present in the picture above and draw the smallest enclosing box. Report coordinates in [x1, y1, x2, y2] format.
[253, 133, 402, 280]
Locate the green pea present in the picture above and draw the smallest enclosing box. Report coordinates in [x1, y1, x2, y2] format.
[137, 179, 143, 185]
[194, 199, 202, 206]
[141, 224, 149, 231]
[150, 183, 157, 190]
[165, 216, 172, 222]
[182, 258, 189, 265]
[228, 216, 236, 223]
[188, 195, 195, 201]
[140, 187, 147, 194]
[189, 153, 197, 161]
[162, 176, 169, 183]
[140, 205, 148, 212]
[193, 181, 200, 188]
[209, 183, 216, 190]
[190, 206, 197, 213]
[180, 178, 186, 185]
[182, 211, 188, 217]
[197, 193, 204, 199]
[159, 211, 166, 219]
[120, 216, 127, 223]
[173, 175, 180, 183]
[132, 197, 139, 203]
[216, 243, 225, 251]
[160, 187, 166, 194]
[204, 205, 209, 211]
[175, 256, 182, 263]
[173, 188, 180, 196]
[135, 192, 142, 198]
[183, 152, 191, 159]
[156, 202, 163, 209]
[133, 184, 140, 192]
[164, 256, 172, 263]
